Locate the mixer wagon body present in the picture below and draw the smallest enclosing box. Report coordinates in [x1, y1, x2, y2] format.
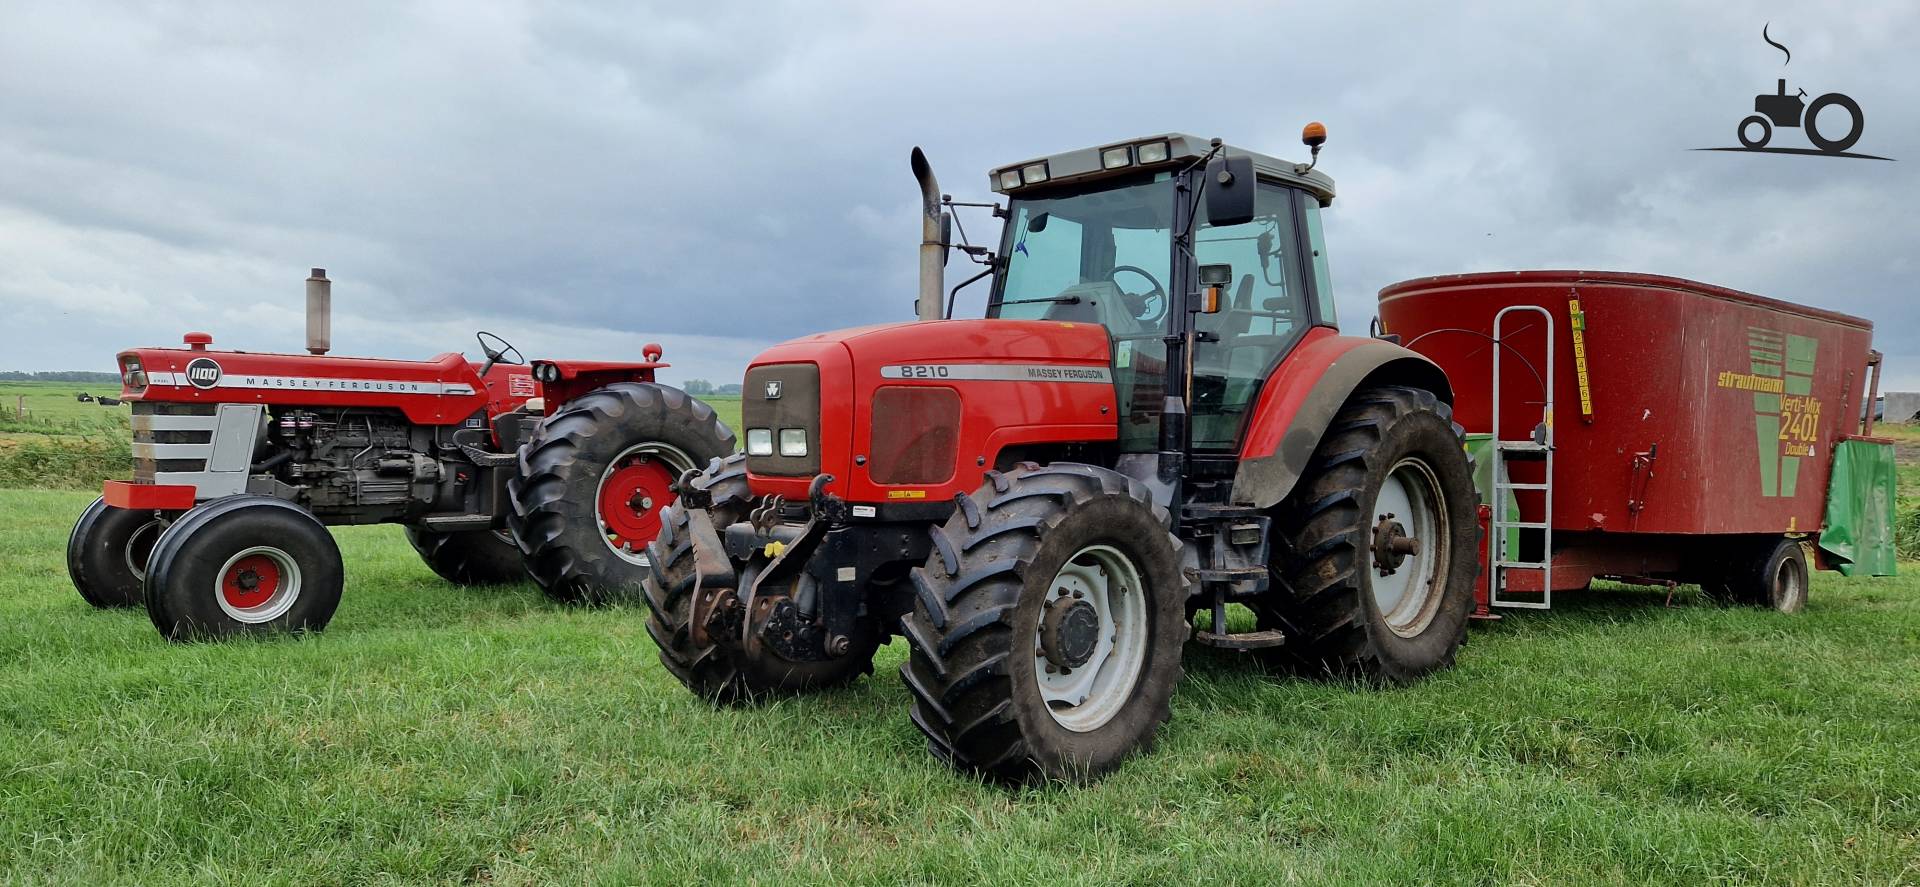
[1378, 270, 1894, 603]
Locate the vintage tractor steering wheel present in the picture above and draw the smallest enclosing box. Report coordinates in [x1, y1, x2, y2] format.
[476, 331, 524, 376]
[1109, 265, 1167, 324]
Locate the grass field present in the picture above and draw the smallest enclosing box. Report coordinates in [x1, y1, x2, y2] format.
[2, 488, 1916, 884]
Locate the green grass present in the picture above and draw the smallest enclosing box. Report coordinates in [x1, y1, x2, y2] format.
[1, 490, 1915, 884]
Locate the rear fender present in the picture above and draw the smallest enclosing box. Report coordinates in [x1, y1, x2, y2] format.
[1231, 333, 1452, 510]
[532, 347, 668, 411]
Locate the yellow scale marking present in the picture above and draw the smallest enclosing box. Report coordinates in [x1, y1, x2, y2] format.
[1569, 297, 1594, 417]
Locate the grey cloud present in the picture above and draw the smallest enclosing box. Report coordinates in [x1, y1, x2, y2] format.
[1, 0, 1915, 388]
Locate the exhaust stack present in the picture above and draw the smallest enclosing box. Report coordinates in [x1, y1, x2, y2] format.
[911, 147, 945, 322]
[305, 267, 332, 355]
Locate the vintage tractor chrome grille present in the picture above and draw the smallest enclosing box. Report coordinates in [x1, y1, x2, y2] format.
[129, 401, 261, 497]
[868, 385, 959, 485]
[743, 363, 820, 477]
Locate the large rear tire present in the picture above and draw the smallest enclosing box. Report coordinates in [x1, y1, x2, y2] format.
[901, 463, 1187, 783]
[143, 496, 344, 642]
[403, 527, 527, 586]
[1257, 386, 1478, 683]
[67, 496, 174, 608]
[508, 383, 734, 605]
[641, 455, 880, 703]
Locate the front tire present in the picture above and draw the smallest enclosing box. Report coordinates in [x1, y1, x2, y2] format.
[404, 527, 527, 586]
[143, 496, 344, 642]
[1257, 386, 1479, 683]
[508, 383, 735, 605]
[67, 497, 174, 608]
[641, 455, 879, 703]
[901, 463, 1188, 783]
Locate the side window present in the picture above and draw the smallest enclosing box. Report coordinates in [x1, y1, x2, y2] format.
[1300, 193, 1336, 327]
[1189, 183, 1310, 449]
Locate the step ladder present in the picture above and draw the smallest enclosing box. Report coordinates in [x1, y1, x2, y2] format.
[1489, 305, 1555, 609]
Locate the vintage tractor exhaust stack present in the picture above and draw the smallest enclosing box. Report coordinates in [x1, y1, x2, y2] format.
[305, 267, 332, 355]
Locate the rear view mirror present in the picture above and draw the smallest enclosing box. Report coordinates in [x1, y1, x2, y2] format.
[1028, 211, 1050, 233]
[1203, 154, 1256, 228]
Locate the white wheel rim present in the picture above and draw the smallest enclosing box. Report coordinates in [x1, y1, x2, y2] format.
[1035, 544, 1148, 733]
[124, 519, 165, 581]
[214, 545, 303, 624]
[1368, 458, 1449, 639]
[594, 441, 697, 566]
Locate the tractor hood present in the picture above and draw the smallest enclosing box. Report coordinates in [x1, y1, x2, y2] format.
[743, 318, 1119, 505]
[113, 334, 533, 426]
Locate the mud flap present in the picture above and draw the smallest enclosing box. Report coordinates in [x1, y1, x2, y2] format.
[1819, 438, 1898, 577]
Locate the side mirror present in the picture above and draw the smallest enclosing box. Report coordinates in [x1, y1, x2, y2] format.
[1203, 153, 1256, 228]
[1028, 211, 1050, 233]
[1196, 263, 1232, 314]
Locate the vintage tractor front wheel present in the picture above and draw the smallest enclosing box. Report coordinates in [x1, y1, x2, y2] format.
[403, 527, 527, 586]
[142, 496, 344, 641]
[509, 383, 735, 605]
[1258, 386, 1479, 683]
[641, 454, 879, 703]
[68, 497, 176, 608]
[901, 463, 1187, 783]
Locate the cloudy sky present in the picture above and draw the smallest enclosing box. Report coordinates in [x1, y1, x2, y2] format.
[1, 1, 1914, 388]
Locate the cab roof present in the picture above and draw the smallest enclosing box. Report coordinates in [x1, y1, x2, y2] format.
[988, 133, 1336, 206]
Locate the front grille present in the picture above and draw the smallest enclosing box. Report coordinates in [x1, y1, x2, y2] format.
[131, 402, 219, 481]
[868, 386, 959, 484]
[743, 363, 821, 476]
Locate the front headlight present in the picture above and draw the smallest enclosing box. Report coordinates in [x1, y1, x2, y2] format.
[778, 428, 807, 457]
[746, 428, 774, 456]
[120, 357, 146, 391]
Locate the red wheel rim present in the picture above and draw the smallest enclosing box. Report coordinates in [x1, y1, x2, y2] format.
[597, 453, 680, 557]
[222, 553, 282, 611]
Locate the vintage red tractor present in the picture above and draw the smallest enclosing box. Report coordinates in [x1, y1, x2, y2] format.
[645, 128, 1481, 782]
[69, 269, 735, 640]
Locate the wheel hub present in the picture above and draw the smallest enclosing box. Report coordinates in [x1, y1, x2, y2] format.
[1040, 596, 1101, 669]
[1370, 513, 1421, 575]
[594, 442, 695, 565]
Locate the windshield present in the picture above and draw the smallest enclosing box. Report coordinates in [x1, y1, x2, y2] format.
[989, 174, 1175, 337]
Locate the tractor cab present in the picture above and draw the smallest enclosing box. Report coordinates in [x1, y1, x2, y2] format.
[982, 133, 1338, 457]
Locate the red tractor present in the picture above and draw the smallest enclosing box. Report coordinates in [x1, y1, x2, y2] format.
[69, 269, 735, 641]
[646, 128, 1481, 781]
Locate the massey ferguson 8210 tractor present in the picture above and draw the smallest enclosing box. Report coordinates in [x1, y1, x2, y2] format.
[69, 269, 735, 641]
[645, 129, 1480, 781]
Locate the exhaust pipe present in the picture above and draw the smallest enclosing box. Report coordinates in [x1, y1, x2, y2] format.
[911, 147, 945, 322]
[305, 267, 331, 355]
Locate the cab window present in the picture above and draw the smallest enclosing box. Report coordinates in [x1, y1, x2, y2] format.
[1190, 181, 1309, 449]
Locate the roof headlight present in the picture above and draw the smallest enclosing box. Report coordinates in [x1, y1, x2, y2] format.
[1020, 162, 1049, 185]
[1136, 140, 1171, 164]
[1100, 146, 1133, 169]
[998, 169, 1023, 190]
[746, 428, 774, 456]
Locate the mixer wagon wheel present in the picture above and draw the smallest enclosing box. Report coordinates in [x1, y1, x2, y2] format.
[141, 496, 344, 642]
[901, 463, 1188, 783]
[403, 527, 528, 586]
[641, 454, 880, 703]
[1722, 538, 1810, 614]
[508, 383, 735, 605]
[67, 497, 178, 608]
[1256, 386, 1480, 684]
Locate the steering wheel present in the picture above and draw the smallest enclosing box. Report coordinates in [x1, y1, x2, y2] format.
[475, 331, 524, 375]
[1109, 265, 1168, 324]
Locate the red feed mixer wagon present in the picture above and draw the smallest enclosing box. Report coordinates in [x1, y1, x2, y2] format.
[1378, 270, 1898, 614]
[69, 269, 735, 641]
